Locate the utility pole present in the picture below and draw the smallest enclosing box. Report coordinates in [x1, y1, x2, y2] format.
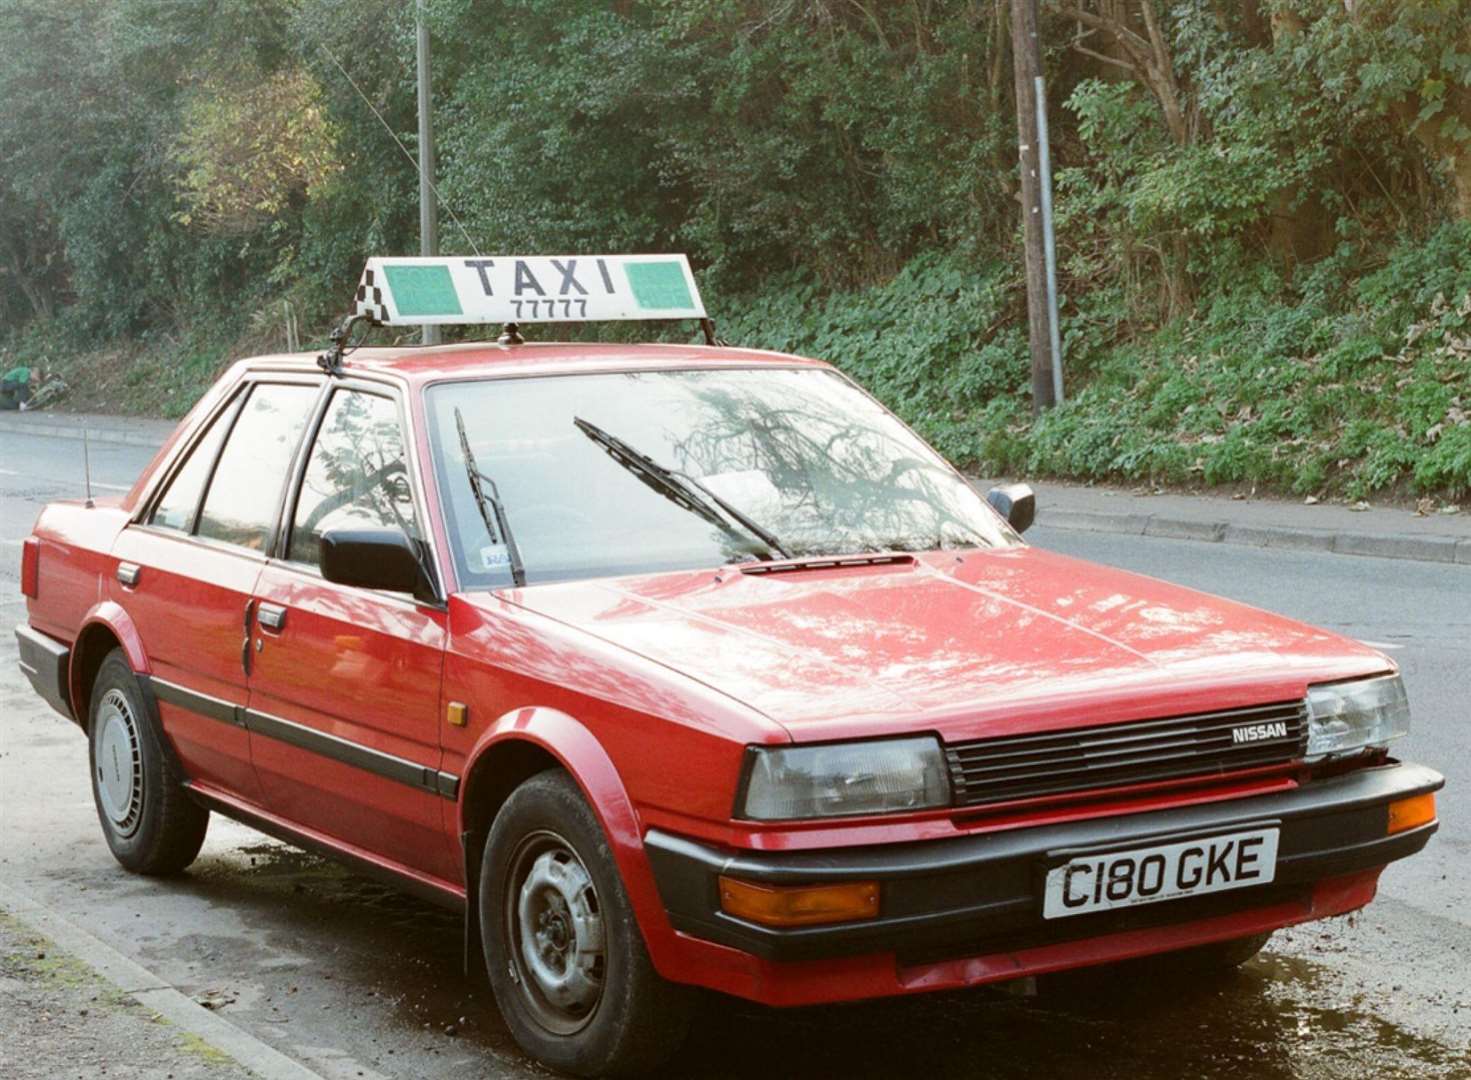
[1010, 0, 1058, 413]
[416, 0, 440, 346]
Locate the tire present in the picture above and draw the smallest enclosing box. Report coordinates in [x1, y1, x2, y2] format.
[481, 770, 693, 1077]
[1141, 931, 1274, 975]
[88, 649, 209, 875]
[1181, 930, 1274, 970]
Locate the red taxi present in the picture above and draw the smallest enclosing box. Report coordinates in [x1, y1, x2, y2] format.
[16, 256, 1443, 1076]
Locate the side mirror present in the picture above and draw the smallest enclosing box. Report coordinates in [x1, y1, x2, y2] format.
[320, 528, 432, 600]
[986, 483, 1036, 534]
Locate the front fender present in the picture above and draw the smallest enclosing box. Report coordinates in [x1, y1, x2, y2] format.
[460, 707, 689, 980]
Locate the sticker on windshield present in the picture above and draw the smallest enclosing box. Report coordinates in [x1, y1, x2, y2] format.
[475, 546, 512, 572]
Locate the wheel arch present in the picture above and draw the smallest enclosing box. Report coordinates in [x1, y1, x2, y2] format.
[457, 707, 681, 981]
[70, 602, 149, 729]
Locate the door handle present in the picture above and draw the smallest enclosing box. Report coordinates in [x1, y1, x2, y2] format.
[257, 603, 287, 632]
[116, 562, 141, 587]
[241, 598, 255, 676]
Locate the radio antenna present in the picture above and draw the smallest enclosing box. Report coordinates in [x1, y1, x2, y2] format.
[318, 43, 482, 258]
[83, 428, 94, 508]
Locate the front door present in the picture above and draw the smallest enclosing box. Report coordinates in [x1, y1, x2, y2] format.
[244, 385, 457, 884]
[115, 379, 321, 802]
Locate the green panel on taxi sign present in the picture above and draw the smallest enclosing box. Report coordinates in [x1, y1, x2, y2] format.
[624, 261, 694, 311]
[384, 264, 463, 317]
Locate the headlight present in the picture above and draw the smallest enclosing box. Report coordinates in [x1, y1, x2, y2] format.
[1306, 674, 1411, 759]
[738, 736, 951, 820]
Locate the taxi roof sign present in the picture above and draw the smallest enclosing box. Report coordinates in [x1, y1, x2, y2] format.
[353, 254, 707, 327]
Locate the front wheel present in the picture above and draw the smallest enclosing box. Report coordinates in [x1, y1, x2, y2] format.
[481, 770, 693, 1077]
[88, 649, 209, 875]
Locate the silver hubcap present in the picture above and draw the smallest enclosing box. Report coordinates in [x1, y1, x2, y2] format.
[508, 834, 605, 1034]
[95, 688, 143, 835]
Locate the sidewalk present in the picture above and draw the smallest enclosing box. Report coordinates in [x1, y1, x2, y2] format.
[980, 477, 1471, 566]
[1, 410, 1466, 565]
[0, 912, 257, 1080]
[0, 410, 177, 447]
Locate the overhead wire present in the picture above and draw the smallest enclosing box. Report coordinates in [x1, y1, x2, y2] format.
[317, 42, 482, 258]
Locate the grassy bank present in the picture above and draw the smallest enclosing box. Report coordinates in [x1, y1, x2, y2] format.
[8, 226, 1469, 504]
[724, 224, 1471, 504]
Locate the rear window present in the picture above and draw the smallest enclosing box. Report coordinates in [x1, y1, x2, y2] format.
[196, 383, 318, 551]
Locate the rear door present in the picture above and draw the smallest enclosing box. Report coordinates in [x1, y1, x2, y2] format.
[243, 382, 457, 884]
[115, 376, 321, 801]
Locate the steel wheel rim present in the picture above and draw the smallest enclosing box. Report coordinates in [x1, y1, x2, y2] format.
[504, 829, 606, 1036]
[95, 688, 143, 836]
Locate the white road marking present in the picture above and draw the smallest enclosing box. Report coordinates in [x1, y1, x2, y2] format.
[1358, 640, 1405, 651]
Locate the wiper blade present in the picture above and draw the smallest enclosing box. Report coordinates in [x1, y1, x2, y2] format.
[455, 406, 526, 587]
[573, 416, 790, 559]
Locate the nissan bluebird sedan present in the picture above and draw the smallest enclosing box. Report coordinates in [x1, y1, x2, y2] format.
[16, 256, 1443, 1077]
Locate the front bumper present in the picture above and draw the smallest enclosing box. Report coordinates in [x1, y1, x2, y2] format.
[646, 761, 1442, 968]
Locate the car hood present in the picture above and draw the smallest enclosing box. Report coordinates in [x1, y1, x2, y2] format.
[484, 547, 1391, 743]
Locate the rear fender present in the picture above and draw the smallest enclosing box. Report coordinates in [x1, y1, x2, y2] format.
[458, 707, 686, 980]
[70, 601, 150, 724]
[70, 602, 189, 784]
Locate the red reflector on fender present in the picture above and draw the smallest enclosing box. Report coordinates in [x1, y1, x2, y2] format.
[21, 537, 39, 598]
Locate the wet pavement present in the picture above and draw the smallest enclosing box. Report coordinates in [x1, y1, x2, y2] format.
[1, 428, 1468, 1078]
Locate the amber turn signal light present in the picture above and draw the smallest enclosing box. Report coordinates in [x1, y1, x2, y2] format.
[718, 876, 880, 927]
[1387, 792, 1436, 835]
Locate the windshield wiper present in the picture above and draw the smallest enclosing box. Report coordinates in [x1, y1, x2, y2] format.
[573, 416, 790, 560]
[455, 407, 526, 586]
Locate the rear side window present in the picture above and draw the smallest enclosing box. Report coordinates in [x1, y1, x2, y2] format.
[149, 396, 241, 532]
[196, 383, 318, 552]
[288, 390, 419, 567]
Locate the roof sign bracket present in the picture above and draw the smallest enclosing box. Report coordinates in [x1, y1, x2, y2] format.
[317, 312, 372, 375]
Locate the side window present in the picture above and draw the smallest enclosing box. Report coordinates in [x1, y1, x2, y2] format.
[196, 383, 318, 552]
[288, 390, 419, 567]
[148, 396, 241, 532]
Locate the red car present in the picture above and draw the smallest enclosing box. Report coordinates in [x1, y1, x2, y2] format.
[16, 256, 1443, 1077]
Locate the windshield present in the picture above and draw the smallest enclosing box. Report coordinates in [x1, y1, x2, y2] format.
[426, 367, 1017, 588]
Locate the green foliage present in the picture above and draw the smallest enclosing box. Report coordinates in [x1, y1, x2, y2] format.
[969, 222, 1471, 500]
[2, 0, 1469, 500]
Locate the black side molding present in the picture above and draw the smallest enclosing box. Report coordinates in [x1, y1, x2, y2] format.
[15, 625, 75, 725]
[150, 675, 460, 801]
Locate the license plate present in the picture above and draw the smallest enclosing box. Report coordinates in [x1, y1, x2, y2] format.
[1042, 827, 1279, 920]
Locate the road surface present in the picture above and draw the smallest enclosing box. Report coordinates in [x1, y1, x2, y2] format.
[1, 428, 1466, 1079]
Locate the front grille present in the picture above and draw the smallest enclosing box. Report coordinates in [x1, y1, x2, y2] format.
[946, 700, 1309, 808]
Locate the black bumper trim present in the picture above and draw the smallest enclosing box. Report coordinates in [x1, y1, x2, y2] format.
[645, 761, 1443, 963]
[15, 625, 74, 724]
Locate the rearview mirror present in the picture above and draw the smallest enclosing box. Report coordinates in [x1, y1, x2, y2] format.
[986, 483, 1036, 534]
[320, 528, 433, 601]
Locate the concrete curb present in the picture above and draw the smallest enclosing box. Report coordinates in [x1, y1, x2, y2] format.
[1040, 508, 1471, 566]
[0, 414, 170, 448]
[0, 880, 326, 1080]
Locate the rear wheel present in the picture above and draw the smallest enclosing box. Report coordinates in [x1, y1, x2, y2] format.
[88, 650, 209, 875]
[481, 770, 693, 1077]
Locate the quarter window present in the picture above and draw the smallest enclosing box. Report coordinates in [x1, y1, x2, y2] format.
[196, 383, 318, 551]
[149, 395, 241, 532]
[289, 390, 419, 567]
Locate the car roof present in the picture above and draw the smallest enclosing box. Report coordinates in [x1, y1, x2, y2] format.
[241, 340, 832, 386]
